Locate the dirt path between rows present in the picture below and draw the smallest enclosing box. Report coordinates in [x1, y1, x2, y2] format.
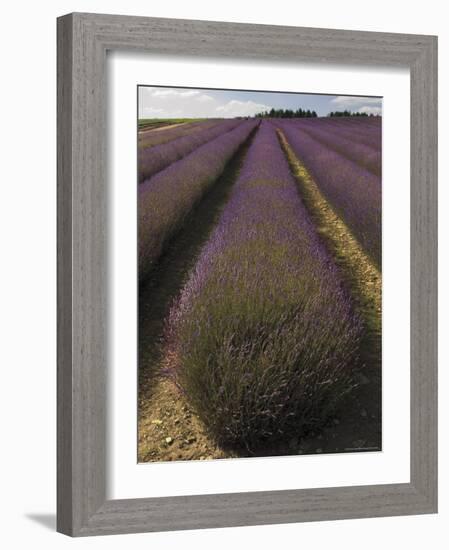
[139, 375, 233, 462]
[277, 129, 382, 455]
[138, 129, 257, 462]
[278, 130, 381, 327]
[138, 122, 189, 135]
[139, 127, 382, 463]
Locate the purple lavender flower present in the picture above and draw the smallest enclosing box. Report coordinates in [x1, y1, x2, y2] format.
[168, 121, 363, 449]
[139, 119, 242, 182]
[138, 119, 223, 150]
[290, 119, 381, 176]
[279, 121, 381, 267]
[139, 120, 258, 281]
[303, 117, 382, 151]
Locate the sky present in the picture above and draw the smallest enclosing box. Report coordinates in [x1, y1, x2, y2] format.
[138, 86, 382, 119]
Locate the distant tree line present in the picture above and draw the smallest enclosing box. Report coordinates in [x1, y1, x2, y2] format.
[254, 108, 318, 118]
[328, 110, 378, 117]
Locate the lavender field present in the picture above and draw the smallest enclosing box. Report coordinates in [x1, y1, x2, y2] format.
[137, 89, 382, 462]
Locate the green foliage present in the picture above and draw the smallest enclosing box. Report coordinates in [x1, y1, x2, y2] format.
[328, 110, 376, 117]
[254, 107, 318, 118]
[169, 123, 362, 451]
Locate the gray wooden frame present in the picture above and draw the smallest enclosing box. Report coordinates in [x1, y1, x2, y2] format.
[57, 12, 438, 537]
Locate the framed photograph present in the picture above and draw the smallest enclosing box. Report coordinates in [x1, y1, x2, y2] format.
[57, 12, 437, 536]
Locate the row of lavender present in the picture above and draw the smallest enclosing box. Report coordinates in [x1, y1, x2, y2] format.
[138, 119, 221, 149]
[165, 122, 363, 449]
[139, 119, 242, 182]
[292, 119, 381, 176]
[139, 120, 258, 281]
[299, 118, 381, 152]
[278, 120, 382, 267]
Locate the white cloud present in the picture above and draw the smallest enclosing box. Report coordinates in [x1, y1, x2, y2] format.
[139, 88, 271, 118]
[151, 89, 179, 97]
[179, 90, 201, 97]
[197, 94, 214, 102]
[330, 96, 382, 115]
[215, 100, 271, 117]
[138, 87, 384, 120]
[328, 96, 382, 116]
[331, 96, 382, 108]
[150, 89, 201, 98]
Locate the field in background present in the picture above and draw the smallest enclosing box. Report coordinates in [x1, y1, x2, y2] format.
[138, 118, 205, 131]
[138, 115, 382, 462]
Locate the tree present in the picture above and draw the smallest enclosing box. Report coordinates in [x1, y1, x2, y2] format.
[329, 110, 371, 117]
[253, 107, 319, 118]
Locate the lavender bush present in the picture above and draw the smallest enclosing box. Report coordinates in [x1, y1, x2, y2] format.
[167, 122, 362, 450]
[279, 122, 381, 267]
[139, 119, 242, 182]
[138, 120, 221, 149]
[291, 120, 381, 176]
[341, 116, 381, 127]
[139, 120, 258, 281]
[309, 118, 381, 151]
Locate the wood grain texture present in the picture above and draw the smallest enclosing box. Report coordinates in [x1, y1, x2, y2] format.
[57, 13, 74, 536]
[57, 12, 438, 536]
[409, 37, 438, 509]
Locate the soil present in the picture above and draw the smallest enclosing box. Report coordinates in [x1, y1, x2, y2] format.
[138, 374, 233, 462]
[138, 128, 257, 462]
[138, 125, 382, 463]
[138, 367, 380, 462]
[276, 130, 382, 456]
[138, 122, 188, 135]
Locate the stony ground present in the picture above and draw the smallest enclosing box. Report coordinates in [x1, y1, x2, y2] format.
[138, 366, 380, 462]
[138, 129, 382, 463]
[138, 374, 233, 462]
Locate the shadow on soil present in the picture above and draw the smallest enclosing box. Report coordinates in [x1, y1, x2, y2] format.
[138, 124, 381, 461]
[138, 128, 258, 401]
